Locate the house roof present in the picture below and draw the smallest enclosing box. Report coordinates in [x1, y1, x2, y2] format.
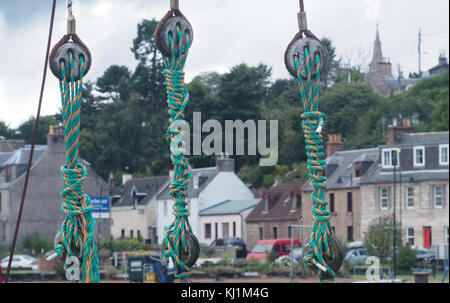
[199, 199, 260, 216]
[0, 152, 14, 167]
[303, 148, 379, 191]
[113, 176, 169, 207]
[246, 182, 304, 222]
[380, 132, 449, 148]
[157, 166, 219, 200]
[2, 145, 47, 166]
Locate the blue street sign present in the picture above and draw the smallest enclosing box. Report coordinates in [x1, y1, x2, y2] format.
[91, 197, 110, 212]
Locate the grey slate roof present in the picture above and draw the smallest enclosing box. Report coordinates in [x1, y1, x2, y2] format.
[199, 199, 260, 216]
[114, 176, 169, 207]
[380, 132, 449, 148]
[303, 148, 379, 191]
[359, 165, 449, 185]
[157, 167, 218, 200]
[2, 145, 47, 166]
[0, 152, 14, 167]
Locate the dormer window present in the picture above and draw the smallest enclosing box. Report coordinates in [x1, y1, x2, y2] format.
[439, 144, 449, 166]
[354, 162, 362, 177]
[413, 146, 425, 167]
[381, 148, 400, 168]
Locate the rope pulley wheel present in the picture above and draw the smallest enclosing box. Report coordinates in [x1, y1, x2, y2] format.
[162, 231, 200, 269]
[303, 234, 344, 276]
[284, 32, 329, 79]
[154, 9, 194, 58]
[49, 34, 92, 81]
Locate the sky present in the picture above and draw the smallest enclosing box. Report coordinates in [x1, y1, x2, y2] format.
[0, 0, 448, 128]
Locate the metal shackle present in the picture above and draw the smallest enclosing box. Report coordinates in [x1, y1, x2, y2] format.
[155, 10, 194, 58]
[162, 231, 200, 269]
[49, 35, 92, 81]
[302, 234, 344, 274]
[285, 34, 329, 80]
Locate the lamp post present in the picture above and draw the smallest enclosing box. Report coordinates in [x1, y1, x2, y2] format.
[392, 148, 401, 280]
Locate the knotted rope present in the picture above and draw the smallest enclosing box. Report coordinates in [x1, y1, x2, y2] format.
[161, 25, 193, 279]
[56, 51, 100, 283]
[296, 48, 335, 283]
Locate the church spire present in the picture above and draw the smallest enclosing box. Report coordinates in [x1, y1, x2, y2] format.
[371, 23, 383, 67]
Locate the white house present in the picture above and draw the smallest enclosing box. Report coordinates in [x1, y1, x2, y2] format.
[156, 157, 254, 244]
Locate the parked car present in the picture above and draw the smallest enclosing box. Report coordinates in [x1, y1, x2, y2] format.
[247, 239, 301, 261]
[0, 255, 39, 271]
[209, 237, 248, 258]
[275, 247, 304, 265]
[344, 247, 368, 265]
[416, 248, 436, 265]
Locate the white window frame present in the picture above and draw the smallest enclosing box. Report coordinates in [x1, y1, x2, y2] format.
[379, 187, 389, 210]
[381, 148, 400, 168]
[434, 185, 443, 208]
[407, 227, 414, 246]
[439, 144, 449, 166]
[413, 146, 425, 167]
[405, 187, 414, 209]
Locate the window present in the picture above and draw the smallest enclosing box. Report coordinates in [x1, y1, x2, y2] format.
[163, 201, 168, 217]
[259, 227, 263, 240]
[137, 230, 141, 239]
[273, 227, 278, 239]
[379, 187, 389, 210]
[355, 162, 363, 177]
[288, 226, 293, 239]
[407, 227, 414, 246]
[215, 223, 218, 239]
[439, 144, 449, 165]
[0, 192, 2, 213]
[406, 187, 414, 209]
[204, 223, 211, 239]
[130, 230, 134, 238]
[347, 192, 353, 213]
[232, 221, 236, 238]
[382, 148, 400, 168]
[222, 223, 229, 238]
[347, 226, 354, 242]
[433, 185, 443, 208]
[413, 146, 425, 167]
[121, 229, 125, 238]
[329, 193, 335, 213]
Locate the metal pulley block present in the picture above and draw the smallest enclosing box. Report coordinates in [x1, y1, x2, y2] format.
[155, 9, 194, 58]
[285, 32, 329, 80]
[49, 34, 92, 81]
[162, 231, 200, 269]
[302, 234, 344, 274]
[54, 232, 84, 258]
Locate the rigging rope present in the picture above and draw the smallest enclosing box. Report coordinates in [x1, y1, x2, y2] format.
[295, 48, 336, 283]
[55, 52, 100, 283]
[161, 24, 194, 279]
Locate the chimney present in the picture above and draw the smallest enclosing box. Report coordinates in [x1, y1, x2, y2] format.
[47, 125, 65, 154]
[216, 157, 235, 172]
[326, 134, 344, 158]
[122, 167, 132, 185]
[439, 54, 447, 66]
[386, 116, 416, 145]
[0, 139, 25, 152]
[263, 192, 268, 213]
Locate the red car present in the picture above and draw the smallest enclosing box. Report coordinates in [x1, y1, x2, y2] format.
[247, 238, 301, 260]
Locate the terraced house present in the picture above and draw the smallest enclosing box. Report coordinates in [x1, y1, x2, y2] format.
[360, 119, 449, 249]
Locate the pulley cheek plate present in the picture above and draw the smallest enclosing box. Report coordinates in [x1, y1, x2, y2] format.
[285, 35, 329, 79]
[49, 36, 92, 81]
[155, 14, 194, 58]
[162, 231, 200, 269]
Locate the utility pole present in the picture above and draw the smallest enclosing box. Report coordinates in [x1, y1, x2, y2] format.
[418, 29, 422, 77]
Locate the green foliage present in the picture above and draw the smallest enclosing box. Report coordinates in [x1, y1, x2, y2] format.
[21, 233, 53, 256]
[0, 121, 14, 139]
[99, 237, 148, 254]
[397, 245, 418, 274]
[364, 216, 402, 265]
[10, 115, 59, 144]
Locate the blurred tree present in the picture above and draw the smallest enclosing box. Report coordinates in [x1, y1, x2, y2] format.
[364, 216, 402, 265]
[96, 65, 131, 101]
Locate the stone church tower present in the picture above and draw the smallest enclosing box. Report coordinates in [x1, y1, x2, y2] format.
[365, 25, 418, 97]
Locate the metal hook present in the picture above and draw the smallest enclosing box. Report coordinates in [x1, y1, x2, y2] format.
[170, 0, 179, 10]
[67, 0, 76, 34]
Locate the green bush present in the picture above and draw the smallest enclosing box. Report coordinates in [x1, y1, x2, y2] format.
[21, 233, 53, 256]
[397, 245, 418, 274]
[99, 237, 149, 254]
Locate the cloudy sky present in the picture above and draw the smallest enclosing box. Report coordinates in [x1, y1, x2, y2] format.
[0, 0, 448, 128]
